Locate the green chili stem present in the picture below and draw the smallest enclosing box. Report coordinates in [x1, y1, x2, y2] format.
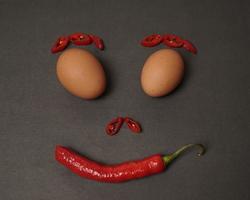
[163, 144, 206, 165]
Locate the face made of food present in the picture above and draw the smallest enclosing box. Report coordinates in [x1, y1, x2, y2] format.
[51, 34, 204, 184]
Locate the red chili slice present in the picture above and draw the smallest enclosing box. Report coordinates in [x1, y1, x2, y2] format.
[69, 33, 92, 46]
[141, 34, 163, 47]
[124, 117, 142, 133]
[182, 40, 197, 54]
[89, 34, 104, 50]
[163, 34, 183, 48]
[51, 36, 69, 53]
[105, 117, 124, 136]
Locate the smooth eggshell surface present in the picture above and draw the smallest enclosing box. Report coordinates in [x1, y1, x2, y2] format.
[56, 48, 106, 100]
[141, 49, 184, 97]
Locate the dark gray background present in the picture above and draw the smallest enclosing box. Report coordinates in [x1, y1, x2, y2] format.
[1, 0, 250, 199]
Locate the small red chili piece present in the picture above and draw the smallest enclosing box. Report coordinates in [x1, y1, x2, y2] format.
[105, 117, 124, 136]
[51, 36, 69, 53]
[182, 40, 197, 54]
[69, 33, 93, 46]
[163, 34, 183, 48]
[141, 34, 163, 47]
[89, 34, 104, 50]
[124, 117, 142, 133]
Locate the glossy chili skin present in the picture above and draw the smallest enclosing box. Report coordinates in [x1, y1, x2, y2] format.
[141, 34, 163, 47]
[69, 33, 93, 46]
[89, 34, 104, 50]
[55, 146, 165, 183]
[163, 34, 183, 48]
[105, 117, 124, 136]
[124, 117, 142, 133]
[51, 36, 69, 53]
[183, 40, 197, 54]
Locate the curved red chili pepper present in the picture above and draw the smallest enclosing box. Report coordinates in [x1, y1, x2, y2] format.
[89, 34, 105, 50]
[182, 40, 197, 54]
[55, 144, 205, 183]
[51, 36, 69, 53]
[69, 33, 93, 46]
[141, 34, 163, 47]
[163, 34, 183, 48]
[124, 117, 142, 133]
[105, 117, 124, 136]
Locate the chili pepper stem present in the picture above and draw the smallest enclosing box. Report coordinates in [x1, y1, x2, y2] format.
[163, 144, 205, 165]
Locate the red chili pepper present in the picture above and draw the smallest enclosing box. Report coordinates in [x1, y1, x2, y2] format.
[163, 34, 183, 48]
[105, 117, 124, 136]
[89, 34, 104, 50]
[141, 34, 163, 47]
[182, 40, 197, 54]
[69, 33, 93, 46]
[51, 36, 69, 53]
[55, 144, 205, 183]
[124, 117, 142, 133]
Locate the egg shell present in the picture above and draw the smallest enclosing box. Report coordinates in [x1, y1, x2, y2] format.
[141, 49, 184, 97]
[56, 48, 106, 100]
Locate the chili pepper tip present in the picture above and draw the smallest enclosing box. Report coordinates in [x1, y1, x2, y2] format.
[163, 144, 206, 165]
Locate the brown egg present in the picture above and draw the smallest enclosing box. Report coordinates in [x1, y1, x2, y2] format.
[141, 49, 184, 97]
[56, 48, 106, 99]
